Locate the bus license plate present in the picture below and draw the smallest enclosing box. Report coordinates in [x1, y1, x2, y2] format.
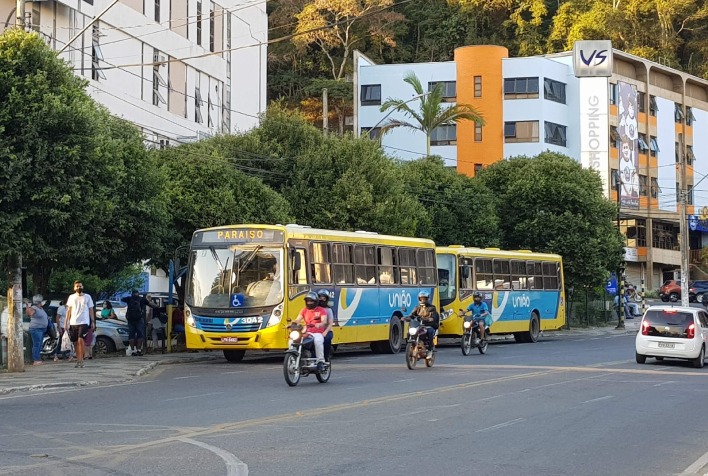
[658, 342, 674, 349]
[221, 337, 238, 343]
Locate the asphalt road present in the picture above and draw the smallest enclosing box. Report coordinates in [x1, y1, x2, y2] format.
[1, 333, 708, 476]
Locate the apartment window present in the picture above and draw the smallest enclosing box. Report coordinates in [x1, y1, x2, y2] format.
[361, 84, 381, 106]
[544, 121, 567, 147]
[504, 77, 539, 99]
[152, 50, 167, 106]
[430, 124, 456, 146]
[688, 145, 696, 164]
[650, 177, 660, 199]
[207, 89, 213, 127]
[638, 91, 646, 113]
[474, 76, 482, 97]
[474, 163, 483, 175]
[652, 222, 677, 250]
[675, 103, 684, 123]
[649, 95, 658, 116]
[154, 0, 160, 22]
[609, 83, 618, 105]
[226, 11, 231, 49]
[639, 175, 648, 196]
[428, 81, 456, 102]
[544, 78, 566, 104]
[209, 2, 216, 52]
[611, 168, 619, 188]
[83, 0, 94, 4]
[361, 127, 381, 139]
[688, 185, 694, 205]
[474, 123, 482, 142]
[504, 121, 539, 143]
[649, 136, 659, 157]
[195, 86, 204, 123]
[196, 1, 203, 46]
[610, 126, 620, 149]
[638, 133, 649, 153]
[686, 106, 696, 126]
[91, 25, 106, 81]
[675, 142, 680, 163]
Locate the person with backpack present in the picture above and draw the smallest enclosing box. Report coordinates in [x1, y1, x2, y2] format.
[123, 290, 157, 356]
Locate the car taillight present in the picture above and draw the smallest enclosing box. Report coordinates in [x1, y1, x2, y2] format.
[641, 320, 650, 335]
[687, 323, 696, 339]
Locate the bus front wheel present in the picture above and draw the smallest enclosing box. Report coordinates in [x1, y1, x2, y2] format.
[223, 349, 246, 362]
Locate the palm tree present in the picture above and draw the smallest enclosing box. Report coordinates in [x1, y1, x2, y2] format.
[379, 72, 485, 156]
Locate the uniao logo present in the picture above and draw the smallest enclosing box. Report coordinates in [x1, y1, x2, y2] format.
[580, 49, 608, 67]
[388, 290, 412, 309]
[512, 294, 531, 308]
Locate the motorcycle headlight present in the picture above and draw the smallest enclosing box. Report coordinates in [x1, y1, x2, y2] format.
[408, 327, 417, 336]
[463, 321, 472, 329]
[289, 330, 300, 340]
[267, 303, 284, 327]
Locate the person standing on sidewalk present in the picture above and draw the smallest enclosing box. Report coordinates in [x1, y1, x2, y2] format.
[124, 290, 157, 356]
[54, 300, 71, 361]
[65, 281, 95, 368]
[26, 295, 49, 366]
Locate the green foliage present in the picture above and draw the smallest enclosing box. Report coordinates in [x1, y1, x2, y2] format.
[402, 156, 499, 247]
[0, 30, 167, 293]
[478, 152, 624, 289]
[48, 264, 146, 300]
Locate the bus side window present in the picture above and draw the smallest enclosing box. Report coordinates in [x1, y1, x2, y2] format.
[417, 249, 436, 285]
[493, 259, 511, 289]
[543, 262, 559, 290]
[398, 248, 417, 285]
[354, 245, 377, 285]
[289, 248, 310, 298]
[511, 260, 527, 290]
[311, 242, 332, 284]
[528, 261, 543, 290]
[475, 258, 493, 290]
[332, 243, 354, 284]
[378, 247, 396, 285]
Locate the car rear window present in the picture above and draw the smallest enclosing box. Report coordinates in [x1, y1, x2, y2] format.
[642, 310, 695, 339]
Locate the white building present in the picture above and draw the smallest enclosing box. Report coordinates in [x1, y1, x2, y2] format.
[1, 0, 267, 146]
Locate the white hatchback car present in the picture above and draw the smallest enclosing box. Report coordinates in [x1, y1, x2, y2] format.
[635, 306, 708, 368]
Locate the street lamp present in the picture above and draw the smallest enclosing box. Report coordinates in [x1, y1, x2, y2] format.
[366, 92, 432, 140]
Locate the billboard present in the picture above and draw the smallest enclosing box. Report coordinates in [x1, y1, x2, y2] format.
[573, 40, 613, 78]
[579, 77, 610, 196]
[617, 81, 639, 209]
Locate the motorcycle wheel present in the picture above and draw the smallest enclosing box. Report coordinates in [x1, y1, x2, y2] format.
[478, 336, 488, 354]
[461, 334, 472, 356]
[316, 361, 331, 383]
[405, 342, 417, 370]
[425, 351, 435, 367]
[283, 353, 301, 387]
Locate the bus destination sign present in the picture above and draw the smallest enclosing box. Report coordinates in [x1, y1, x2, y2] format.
[194, 229, 284, 244]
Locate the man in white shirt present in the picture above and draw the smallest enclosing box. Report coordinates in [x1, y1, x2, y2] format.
[65, 280, 95, 368]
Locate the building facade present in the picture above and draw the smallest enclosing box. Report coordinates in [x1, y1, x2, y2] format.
[1, 0, 267, 146]
[354, 46, 708, 289]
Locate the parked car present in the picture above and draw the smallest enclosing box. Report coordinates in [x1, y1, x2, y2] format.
[95, 300, 128, 321]
[659, 280, 682, 302]
[635, 306, 708, 368]
[690, 282, 708, 303]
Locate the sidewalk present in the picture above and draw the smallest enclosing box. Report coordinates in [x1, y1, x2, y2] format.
[0, 351, 219, 396]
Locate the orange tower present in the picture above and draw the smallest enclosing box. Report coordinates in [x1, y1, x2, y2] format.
[454, 45, 508, 177]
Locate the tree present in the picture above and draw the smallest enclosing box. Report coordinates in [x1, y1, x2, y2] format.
[294, 0, 404, 80]
[0, 29, 167, 294]
[402, 156, 500, 247]
[379, 72, 485, 156]
[478, 152, 624, 289]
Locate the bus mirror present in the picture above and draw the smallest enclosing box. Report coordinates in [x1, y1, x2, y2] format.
[292, 250, 302, 271]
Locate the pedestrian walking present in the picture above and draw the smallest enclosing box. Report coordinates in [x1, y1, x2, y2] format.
[54, 300, 71, 361]
[26, 294, 49, 366]
[65, 281, 95, 368]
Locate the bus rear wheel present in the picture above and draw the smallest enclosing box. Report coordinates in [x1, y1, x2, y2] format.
[223, 349, 245, 362]
[370, 316, 403, 354]
[514, 313, 540, 343]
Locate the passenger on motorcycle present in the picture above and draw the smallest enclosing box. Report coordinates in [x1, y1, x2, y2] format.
[317, 289, 335, 361]
[466, 292, 491, 344]
[293, 292, 328, 372]
[408, 291, 439, 359]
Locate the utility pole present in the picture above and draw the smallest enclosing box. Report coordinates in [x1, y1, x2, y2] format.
[15, 0, 25, 29]
[616, 171, 625, 329]
[679, 132, 690, 307]
[322, 88, 328, 133]
[7, 254, 24, 372]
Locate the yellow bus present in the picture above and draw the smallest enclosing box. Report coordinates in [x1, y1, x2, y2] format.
[436, 246, 566, 343]
[184, 224, 438, 361]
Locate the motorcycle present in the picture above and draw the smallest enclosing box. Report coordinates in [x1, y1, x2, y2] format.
[283, 323, 331, 387]
[404, 316, 437, 370]
[459, 310, 489, 356]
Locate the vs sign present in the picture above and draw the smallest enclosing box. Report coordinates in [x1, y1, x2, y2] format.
[573, 40, 613, 77]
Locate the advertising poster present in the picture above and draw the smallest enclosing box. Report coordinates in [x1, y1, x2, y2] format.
[617, 81, 639, 209]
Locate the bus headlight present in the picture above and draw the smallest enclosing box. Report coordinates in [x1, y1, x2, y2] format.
[185, 306, 196, 328]
[267, 303, 284, 327]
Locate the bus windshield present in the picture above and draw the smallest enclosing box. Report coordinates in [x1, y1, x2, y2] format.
[187, 246, 284, 309]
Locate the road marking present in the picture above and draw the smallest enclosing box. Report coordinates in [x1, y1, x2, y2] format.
[475, 418, 525, 433]
[222, 371, 246, 374]
[164, 392, 224, 402]
[178, 437, 248, 476]
[653, 380, 676, 387]
[173, 375, 200, 380]
[581, 395, 613, 404]
[393, 378, 414, 383]
[680, 446, 708, 475]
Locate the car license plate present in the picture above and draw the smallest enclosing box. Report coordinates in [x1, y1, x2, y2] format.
[221, 337, 238, 343]
[658, 342, 675, 349]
